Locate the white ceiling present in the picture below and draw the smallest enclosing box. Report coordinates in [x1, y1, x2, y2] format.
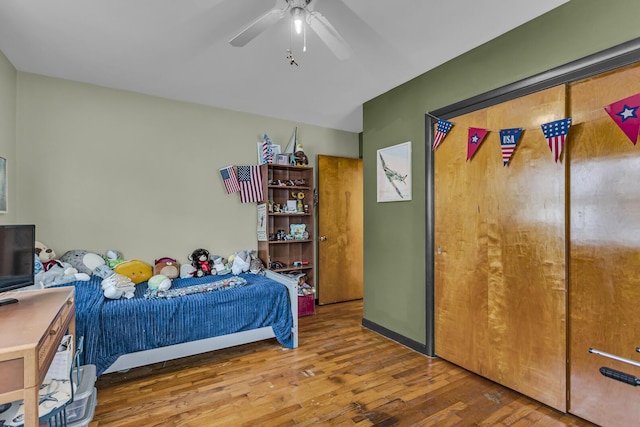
[0, 0, 568, 133]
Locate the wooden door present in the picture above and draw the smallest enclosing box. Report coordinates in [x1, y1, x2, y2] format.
[434, 86, 568, 411]
[317, 155, 363, 304]
[568, 63, 640, 426]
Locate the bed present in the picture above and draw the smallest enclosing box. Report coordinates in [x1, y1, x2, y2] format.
[60, 270, 298, 376]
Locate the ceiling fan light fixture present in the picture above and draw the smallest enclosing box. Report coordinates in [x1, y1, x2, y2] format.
[291, 8, 304, 34]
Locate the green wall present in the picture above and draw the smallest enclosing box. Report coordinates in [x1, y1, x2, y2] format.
[362, 0, 640, 345]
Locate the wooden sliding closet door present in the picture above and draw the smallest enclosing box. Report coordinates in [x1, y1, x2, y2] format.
[434, 86, 568, 411]
[568, 63, 640, 426]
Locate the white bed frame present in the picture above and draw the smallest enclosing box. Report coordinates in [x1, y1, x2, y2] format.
[103, 271, 299, 374]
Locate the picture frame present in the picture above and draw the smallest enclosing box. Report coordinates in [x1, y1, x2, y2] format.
[376, 141, 412, 202]
[0, 157, 6, 213]
[276, 154, 290, 165]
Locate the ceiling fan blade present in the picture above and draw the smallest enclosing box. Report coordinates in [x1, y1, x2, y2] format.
[229, 5, 287, 47]
[306, 11, 352, 61]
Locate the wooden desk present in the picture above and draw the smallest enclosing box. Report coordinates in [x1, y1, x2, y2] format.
[0, 287, 75, 427]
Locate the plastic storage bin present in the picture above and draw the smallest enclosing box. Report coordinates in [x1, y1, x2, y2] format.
[67, 388, 97, 427]
[65, 364, 96, 423]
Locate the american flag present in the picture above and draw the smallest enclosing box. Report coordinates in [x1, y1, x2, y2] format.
[432, 119, 454, 151]
[541, 118, 572, 163]
[219, 166, 240, 194]
[499, 128, 523, 167]
[237, 165, 263, 203]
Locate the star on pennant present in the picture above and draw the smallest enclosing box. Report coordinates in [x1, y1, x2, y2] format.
[471, 134, 480, 144]
[605, 94, 640, 145]
[616, 104, 638, 122]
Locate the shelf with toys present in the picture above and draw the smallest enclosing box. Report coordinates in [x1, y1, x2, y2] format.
[258, 163, 315, 316]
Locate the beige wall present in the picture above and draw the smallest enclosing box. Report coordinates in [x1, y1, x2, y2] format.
[15, 72, 358, 264]
[0, 49, 16, 224]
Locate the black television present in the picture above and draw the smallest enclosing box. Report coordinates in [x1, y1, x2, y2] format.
[0, 224, 35, 305]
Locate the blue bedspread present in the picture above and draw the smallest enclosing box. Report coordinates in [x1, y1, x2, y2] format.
[61, 273, 294, 375]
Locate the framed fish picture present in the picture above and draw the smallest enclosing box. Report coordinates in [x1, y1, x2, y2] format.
[376, 141, 411, 202]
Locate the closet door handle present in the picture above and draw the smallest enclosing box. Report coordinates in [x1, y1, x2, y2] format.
[319, 236, 327, 241]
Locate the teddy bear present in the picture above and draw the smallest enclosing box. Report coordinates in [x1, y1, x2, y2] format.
[154, 257, 180, 279]
[34, 241, 91, 287]
[189, 248, 215, 277]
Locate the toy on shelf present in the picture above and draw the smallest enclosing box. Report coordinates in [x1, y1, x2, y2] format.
[291, 191, 305, 213]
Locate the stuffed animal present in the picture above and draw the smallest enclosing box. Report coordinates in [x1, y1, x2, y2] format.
[211, 255, 230, 275]
[101, 273, 136, 299]
[248, 251, 265, 275]
[34, 242, 91, 287]
[148, 274, 172, 291]
[35, 240, 56, 263]
[114, 259, 153, 284]
[154, 257, 180, 279]
[104, 250, 124, 269]
[189, 248, 215, 278]
[60, 249, 111, 277]
[180, 263, 197, 279]
[230, 249, 251, 275]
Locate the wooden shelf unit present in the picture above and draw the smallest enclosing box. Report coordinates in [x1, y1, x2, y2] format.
[258, 164, 315, 315]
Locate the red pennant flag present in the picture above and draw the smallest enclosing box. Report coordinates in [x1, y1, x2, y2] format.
[467, 128, 489, 161]
[604, 93, 640, 145]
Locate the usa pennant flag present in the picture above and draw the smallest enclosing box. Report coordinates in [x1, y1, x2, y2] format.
[466, 127, 489, 161]
[432, 119, 454, 151]
[499, 128, 523, 167]
[237, 165, 263, 203]
[219, 165, 240, 194]
[604, 93, 640, 145]
[541, 118, 572, 163]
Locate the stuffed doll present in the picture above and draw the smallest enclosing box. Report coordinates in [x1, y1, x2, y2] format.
[60, 249, 113, 278]
[189, 248, 215, 278]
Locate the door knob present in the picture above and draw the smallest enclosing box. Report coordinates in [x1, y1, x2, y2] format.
[319, 236, 327, 241]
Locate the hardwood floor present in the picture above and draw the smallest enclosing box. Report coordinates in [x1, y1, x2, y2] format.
[89, 301, 595, 426]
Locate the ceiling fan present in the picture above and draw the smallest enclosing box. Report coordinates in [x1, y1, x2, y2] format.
[229, 0, 352, 60]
